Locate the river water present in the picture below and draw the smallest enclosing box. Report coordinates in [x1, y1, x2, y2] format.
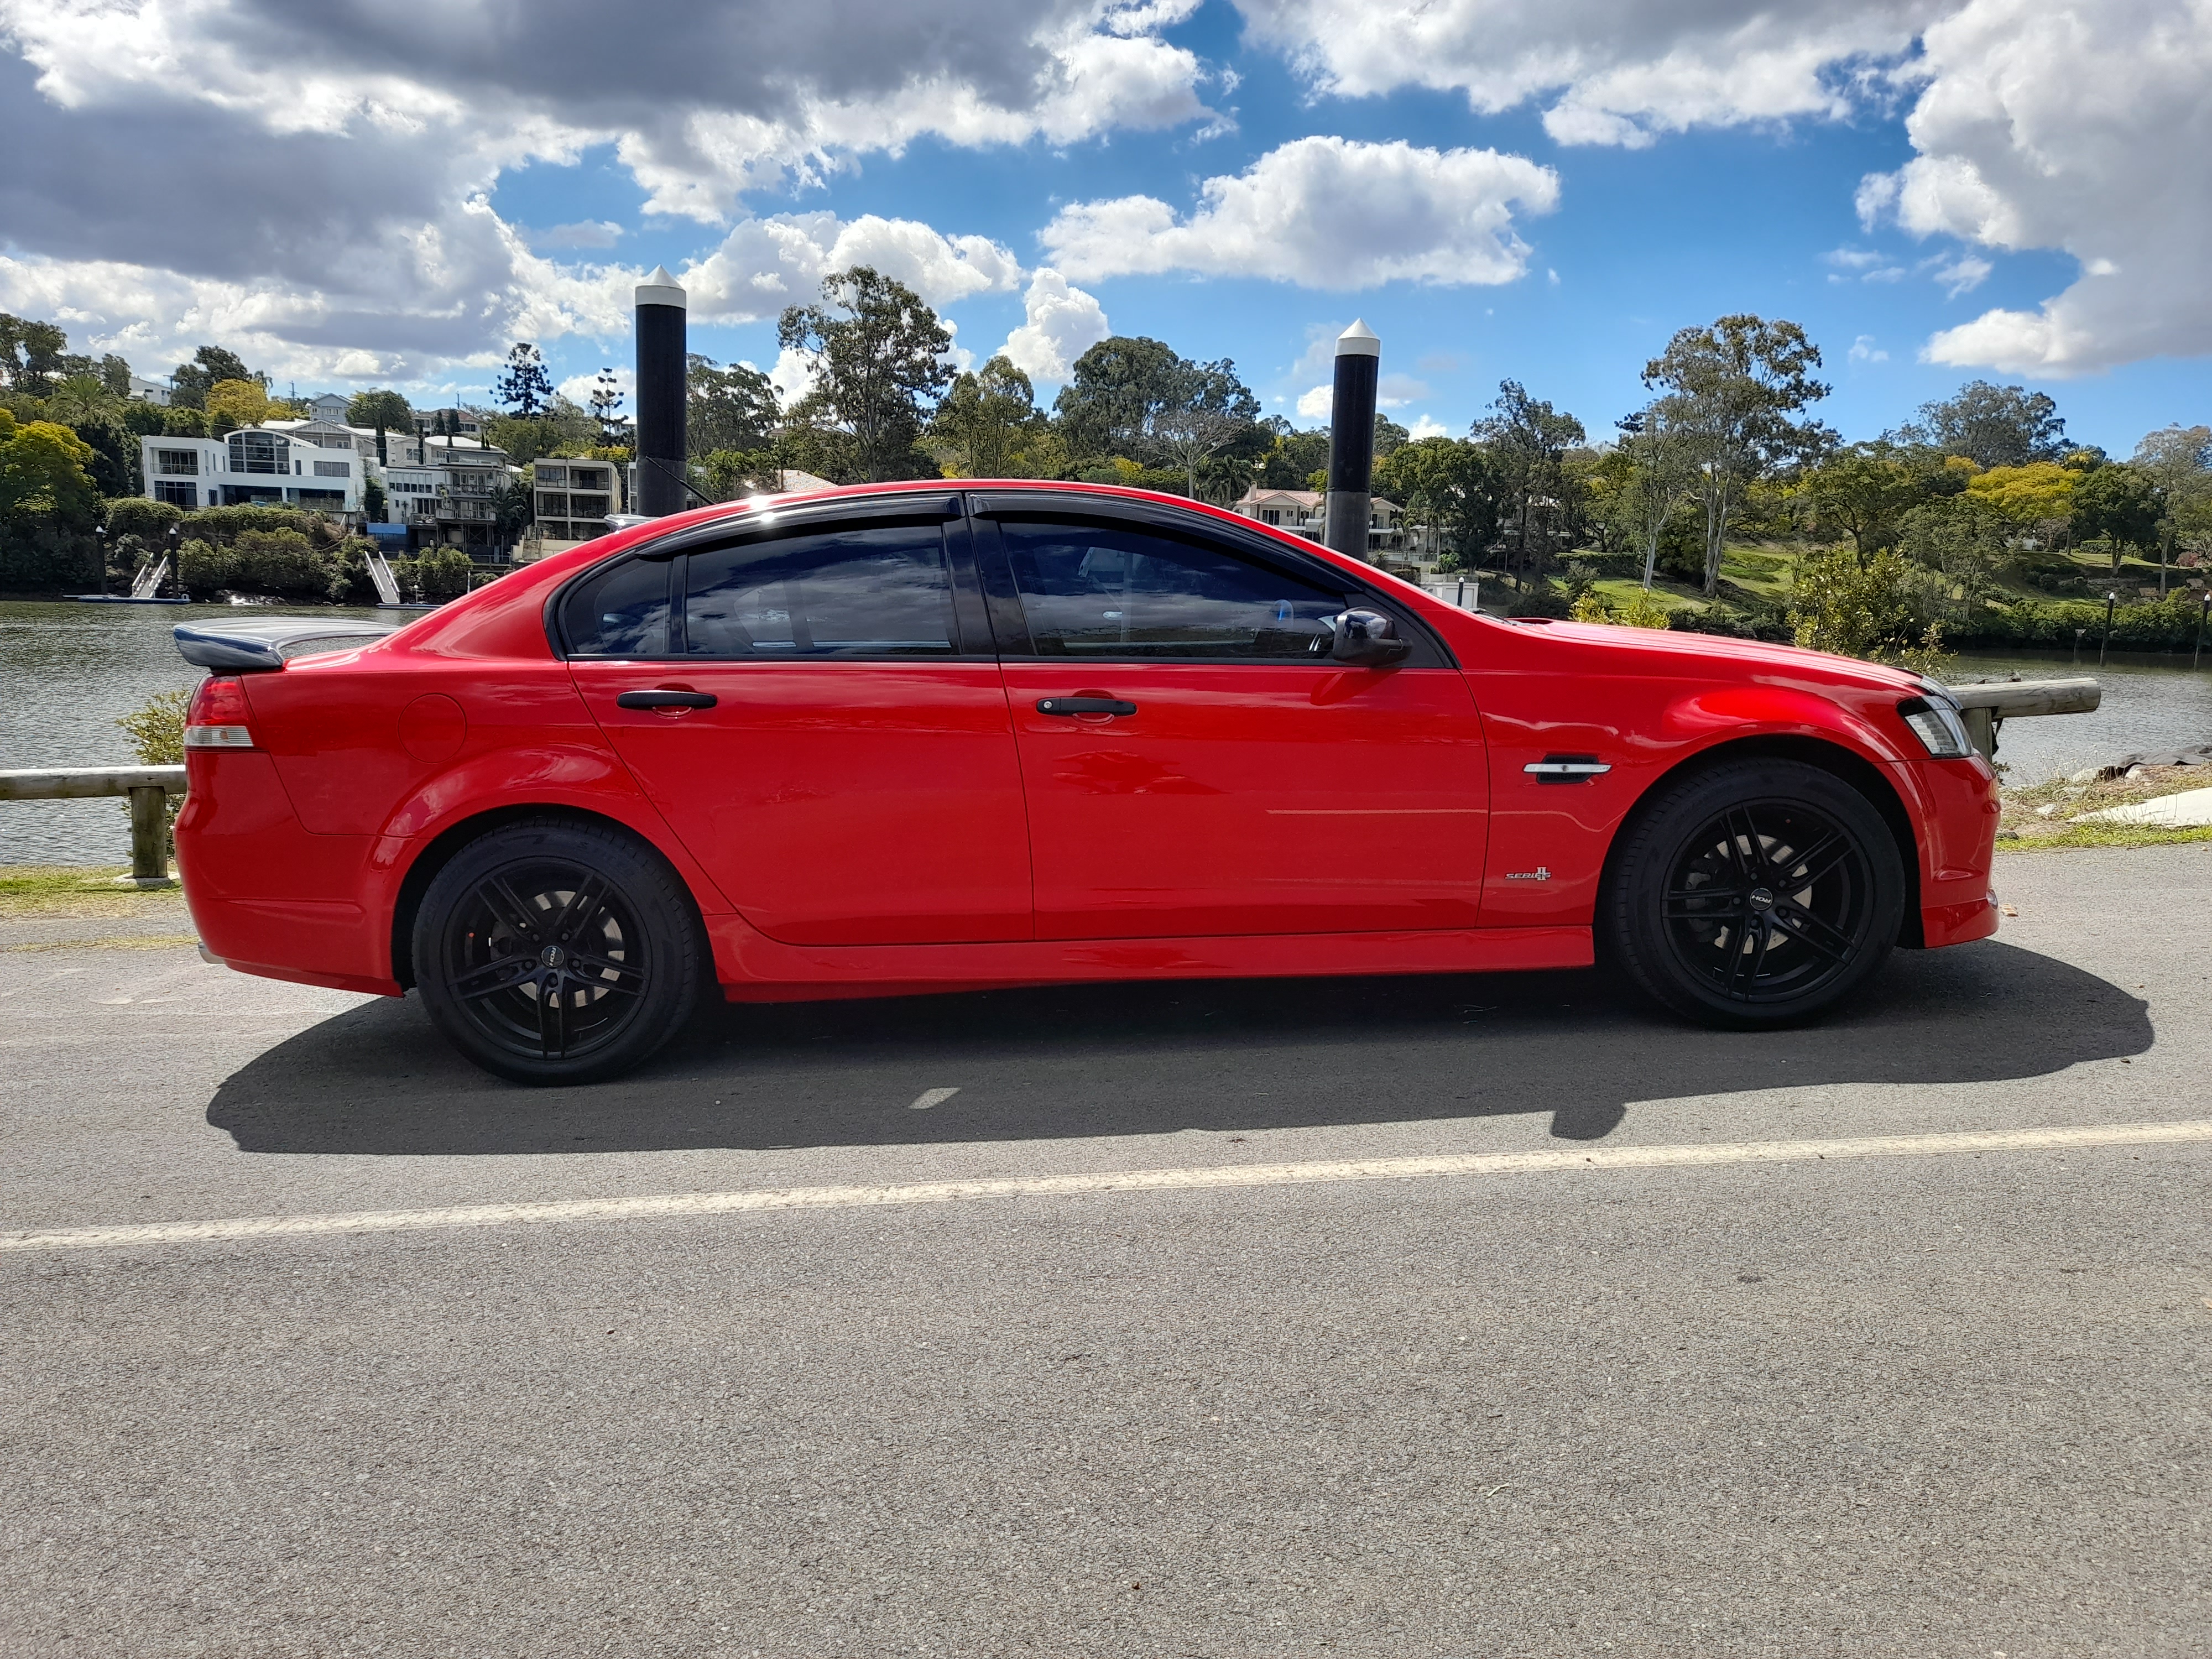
[4, 604, 2209, 865]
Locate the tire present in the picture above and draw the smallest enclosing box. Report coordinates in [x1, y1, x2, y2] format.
[413, 817, 705, 1085]
[1602, 758, 1905, 1029]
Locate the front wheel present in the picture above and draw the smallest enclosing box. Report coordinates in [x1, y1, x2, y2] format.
[413, 818, 704, 1085]
[1603, 759, 1905, 1029]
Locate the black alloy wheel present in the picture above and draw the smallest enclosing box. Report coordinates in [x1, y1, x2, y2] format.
[1605, 759, 1905, 1029]
[414, 818, 703, 1084]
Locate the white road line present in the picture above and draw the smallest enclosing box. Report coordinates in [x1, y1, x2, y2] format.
[4, 1119, 2206, 1254]
[909, 1088, 961, 1111]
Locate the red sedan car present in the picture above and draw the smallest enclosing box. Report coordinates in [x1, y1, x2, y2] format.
[173, 482, 1999, 1084]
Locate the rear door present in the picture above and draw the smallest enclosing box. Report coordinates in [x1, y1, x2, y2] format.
[566, 499, 1032, 946]
[977, 501, 1489, 941]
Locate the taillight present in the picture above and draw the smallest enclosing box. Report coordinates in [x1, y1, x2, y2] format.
[184, 675, 257, 749]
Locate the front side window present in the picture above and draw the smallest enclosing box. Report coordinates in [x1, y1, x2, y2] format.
[999, 519, 1344, 660]
[684, 521, 955, 657]
[228, 432, 288, 475]
[155, 448, 199, 476]
[313, 460, 349, 478]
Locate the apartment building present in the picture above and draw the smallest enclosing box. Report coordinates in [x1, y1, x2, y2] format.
[531, 459, 620, 543]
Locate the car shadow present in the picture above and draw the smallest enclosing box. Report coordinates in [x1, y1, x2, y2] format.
[206, 939, 2152, 1157]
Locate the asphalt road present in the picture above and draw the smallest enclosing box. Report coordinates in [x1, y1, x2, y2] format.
[2, 846, 2207, 1657]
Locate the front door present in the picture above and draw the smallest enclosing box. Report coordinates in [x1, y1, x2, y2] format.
[566, 506, 1031, 947]
[980, 509, 1489, 941]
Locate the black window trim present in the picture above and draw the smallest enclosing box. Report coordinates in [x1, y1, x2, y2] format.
[545, 492, 981, 662]
[966, 490, 1455, 670]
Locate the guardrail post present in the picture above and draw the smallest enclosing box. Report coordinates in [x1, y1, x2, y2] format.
[125, 786, 174, 886]
[1960, 706, 1997, 761]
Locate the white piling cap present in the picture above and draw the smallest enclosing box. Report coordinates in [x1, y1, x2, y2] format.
[1335, 318, 1380, 357]
[635, 265, 687, 310]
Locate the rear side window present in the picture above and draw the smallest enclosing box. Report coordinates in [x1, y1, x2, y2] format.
[563, 557, 671, 656]
[999, 519, 1344, 660]
[684, 521, 955, 657]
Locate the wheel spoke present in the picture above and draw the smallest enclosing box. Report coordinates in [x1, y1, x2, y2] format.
[567, 951, 646, 995]
[478, 875, 545, 946]
[1769, 902, 1853, 963]
[536, 972, 566, 1058]
[1721, 807, 1768, 883]
[549, 873, 607, 945]
[1724, 919, 1772, 995]
[1777, 830, 1853, 892]
[452, 956, 542, 1002]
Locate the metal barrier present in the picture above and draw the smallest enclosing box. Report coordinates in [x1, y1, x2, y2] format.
[0, 766, 189, 886]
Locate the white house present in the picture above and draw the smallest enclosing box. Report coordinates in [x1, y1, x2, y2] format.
[1230, 488, 1405, 558]
[140, 427, 367, 517]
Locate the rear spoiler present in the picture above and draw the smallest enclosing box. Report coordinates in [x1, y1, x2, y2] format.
[174, 615, 403, 671]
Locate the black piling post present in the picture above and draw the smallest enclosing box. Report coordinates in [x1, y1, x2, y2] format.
[2195, 593, 2209, 671]
[2101, 591, 2115, 666]
[634, 267, 687, 518]
[1323, 320, 1380, 562]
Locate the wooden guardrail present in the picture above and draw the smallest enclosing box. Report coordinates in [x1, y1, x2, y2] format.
[1941, 677, 2101, 761]
[0, 766, 188, 886]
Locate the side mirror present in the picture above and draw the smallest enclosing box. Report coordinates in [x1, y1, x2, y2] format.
[1328, 608, 1412, 667]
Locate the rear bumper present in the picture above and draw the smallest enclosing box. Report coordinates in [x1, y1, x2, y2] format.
[176, 752, 400, 996]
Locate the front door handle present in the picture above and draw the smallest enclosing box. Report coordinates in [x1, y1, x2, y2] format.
[617, 689, 717, 710]
[1036, 697, 1136, 717]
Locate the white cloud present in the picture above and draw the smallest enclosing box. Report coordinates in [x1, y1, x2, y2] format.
[685, 212, 1023, 324]
[0, 0, 1208, 382]
[1865, 0, 2212, 373]
[1825, 247, 1886, 270]
[536, 221, 624, 250]
[1296, 384, 1333, 420]
[1376, 372, 1430, 408]
[1849, 335, 1889, 363]
[1407, 413, 1451, 439]
[1931, 254, 1992, 296]
[998, 268, 1112, 382]
[556, 364, 634, 405]
[1041, 136, 1560, 289]
[1233, 0, 1937, 148]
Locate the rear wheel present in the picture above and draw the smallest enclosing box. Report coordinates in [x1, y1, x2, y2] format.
[1604, 759, 1905, 1029]
[414, 818, 703, 1085]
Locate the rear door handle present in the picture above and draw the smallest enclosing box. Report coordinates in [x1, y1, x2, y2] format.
[617, 690, 717, 710]
[1036, 697, 1137, 717]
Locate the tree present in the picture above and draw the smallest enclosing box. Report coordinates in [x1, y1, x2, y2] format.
[204, 379, 272, 434]
[1613, 404, 1700, 586]
[1789, 544, 1938, 667]
[1372, 413, 1410, 460]
[686, 356, 779, 458]
[1474, 379, 1586, 573]
[1902, 380, 2067, 468]
[588, 369, 628, 447]
[348, 389, 413, 431]
[45, 373, 114, 428]
[1150, 358, 1261, 499]
[486, 396, 596, 467]
[2131, 424, 2212, 596]
[169, 346, 256, 411]
[0, 313, 70, 392]
[1254, 420, 1331, 490]
[493, 342, 554, 418]
[1963, 461, 2077, 527]
[1642, 315, 1833, 597]
[0, 418, 99, 521]
[1807, 442, 1923, 556]
[778, 266, 954, 483]
[2071, 461, 2164, 575]
[1052, 336, 1185, 467]
[1373, 436, 1503, 568]
[929, 354, 1044, 477]
[97, 354, 132, 399]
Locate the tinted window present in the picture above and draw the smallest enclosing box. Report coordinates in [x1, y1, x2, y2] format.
[685, 522, 955, 656]
[1000, 519, 1344, 659]
[564, 557, 671, 656]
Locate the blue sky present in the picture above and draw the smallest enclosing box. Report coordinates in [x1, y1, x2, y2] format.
[6, 1, 2205, 456]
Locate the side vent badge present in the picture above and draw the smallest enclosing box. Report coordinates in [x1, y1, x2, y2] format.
[1524, 754, 1611, 784]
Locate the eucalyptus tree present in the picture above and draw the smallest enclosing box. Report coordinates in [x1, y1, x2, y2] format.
[778, 266, 954, 483]
[1642, 315, 1833, 597]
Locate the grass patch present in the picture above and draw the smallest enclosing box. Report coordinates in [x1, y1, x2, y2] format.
[0, 864, 187, 919]
[1997, 767, 2212, 851]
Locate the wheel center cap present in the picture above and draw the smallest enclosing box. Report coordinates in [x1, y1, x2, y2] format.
[1747, 887, 1775, 911]
[540, 944, 567, 968]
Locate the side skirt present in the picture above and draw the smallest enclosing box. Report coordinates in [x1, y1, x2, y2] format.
[709, 923, 1593, 1005]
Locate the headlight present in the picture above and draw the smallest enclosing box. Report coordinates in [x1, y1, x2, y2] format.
[1897, 692, 1973, 759]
